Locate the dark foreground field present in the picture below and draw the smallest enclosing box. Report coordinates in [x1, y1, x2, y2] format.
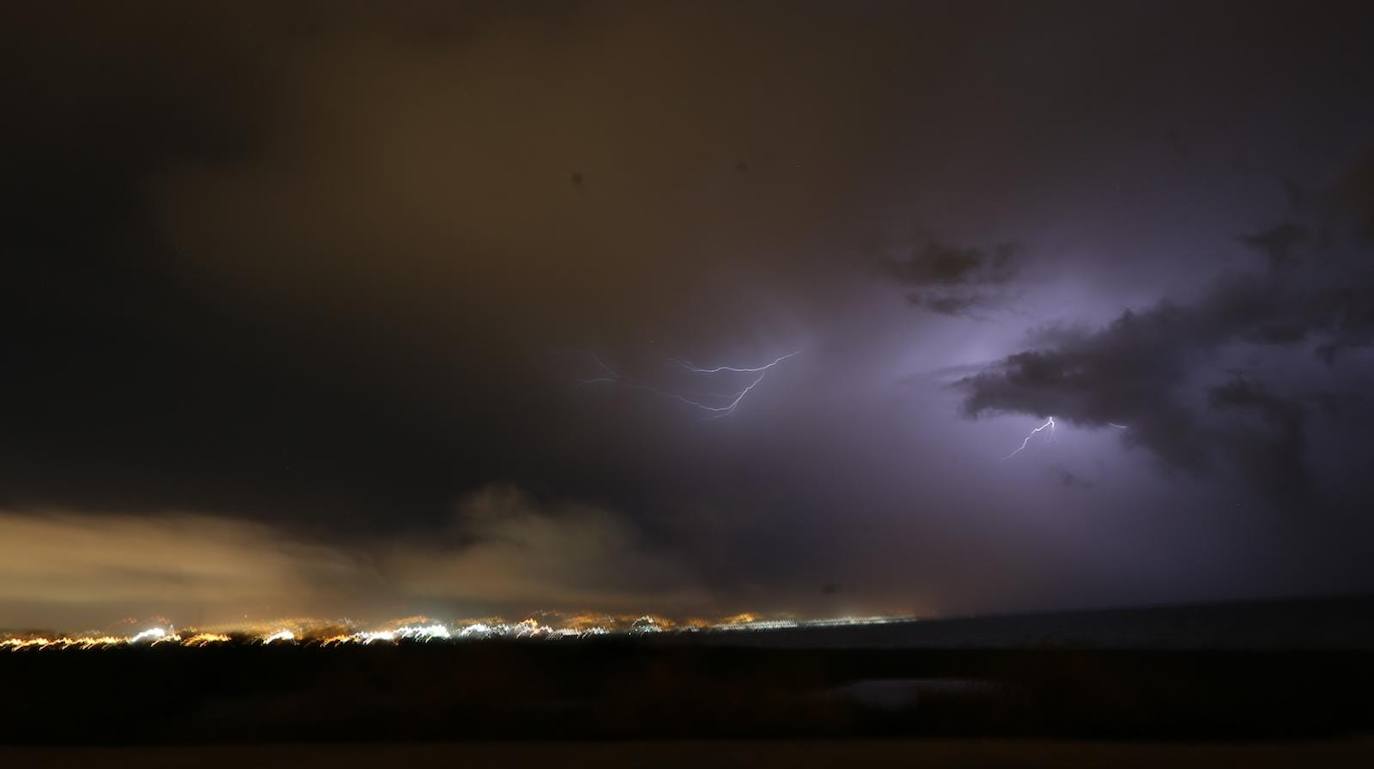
[6, 739, 1374, 769]
[4, 597, 1373, 748]
[4, 643, 1373, 743]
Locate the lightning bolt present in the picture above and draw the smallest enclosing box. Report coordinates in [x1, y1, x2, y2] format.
[577, 354, 621, 385]
[683, 370, 769, 418]
[1108, 422, 1129, 430]
[1003, 416, 1056, 459]
[581, 350, 799, 418]
[670, 350, 801, 374]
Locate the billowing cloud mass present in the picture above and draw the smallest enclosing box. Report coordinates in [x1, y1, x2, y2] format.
[4, 2, 1374, 627]
[0, 486, 709, 629]
[382, 486, 709, 613]
[0, 512, 354, 628]
[955, 168, 1374, 510]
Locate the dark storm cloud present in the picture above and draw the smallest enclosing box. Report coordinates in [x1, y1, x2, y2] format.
[10, 0, 1098, 540]
[956, 167, 1374, 508]
[6, 1, 1374, 625]
[0, 3, 411, 526]
[883, 239, 1020, 316]
[4, 1, 960, 621]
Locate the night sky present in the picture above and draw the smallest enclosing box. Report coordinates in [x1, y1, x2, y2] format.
[5, 1, 1374, 630]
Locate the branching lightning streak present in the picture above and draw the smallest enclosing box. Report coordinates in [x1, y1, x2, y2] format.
[617, 372, 769, 419]
[577, 354, 620, 385]
[582, 350, 799, 418]
[670, 350, 801, 374]
[685, 371, 769, 419]
[1108, 423, 1129, 430]
[1003, 416, 1056, 459]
